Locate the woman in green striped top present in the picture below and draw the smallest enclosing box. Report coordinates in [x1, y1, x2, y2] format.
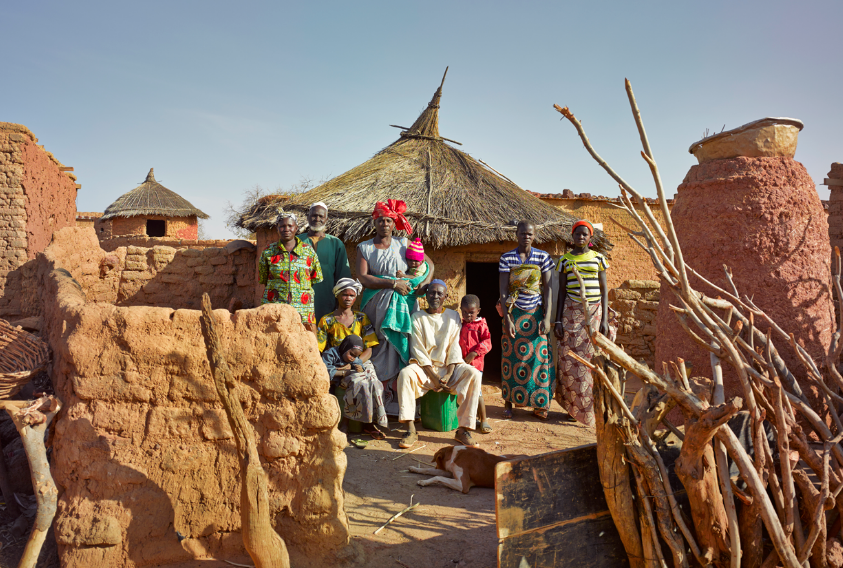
[553, 220, 615, 427]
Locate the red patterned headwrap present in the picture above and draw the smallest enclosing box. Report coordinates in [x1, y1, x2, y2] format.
[372, 200, 413, 234]
[572, 220, 594, 236]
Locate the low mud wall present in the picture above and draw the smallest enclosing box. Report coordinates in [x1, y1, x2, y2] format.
[609, 279, 659, 368]
[35, 227, 350, 567]
[44, 227, 256, 311]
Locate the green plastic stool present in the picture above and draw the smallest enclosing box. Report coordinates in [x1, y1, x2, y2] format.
[420, 390, 459, 432]
[334, 386, 363, 433]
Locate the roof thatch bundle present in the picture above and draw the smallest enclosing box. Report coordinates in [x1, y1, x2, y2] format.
[238, 69, 611, 252]
[101, 169, 209, 221]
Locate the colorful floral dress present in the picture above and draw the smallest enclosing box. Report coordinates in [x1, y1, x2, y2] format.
[258, 238, 323, 324]
[498, 248, 556, 411]
[316, 312, 379, 352]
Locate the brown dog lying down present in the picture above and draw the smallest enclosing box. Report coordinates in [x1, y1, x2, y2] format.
[409, 445, 524, 493]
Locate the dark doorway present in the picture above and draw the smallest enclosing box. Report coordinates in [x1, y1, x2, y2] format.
[146, 219, 166, 237]
[466, 262, 502, 383]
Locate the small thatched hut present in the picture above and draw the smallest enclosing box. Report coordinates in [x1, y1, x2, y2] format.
[239, 70, 612, 378]
[98, 168, 208, 239]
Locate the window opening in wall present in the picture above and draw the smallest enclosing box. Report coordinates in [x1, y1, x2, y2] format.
[146, 219, 166, 237]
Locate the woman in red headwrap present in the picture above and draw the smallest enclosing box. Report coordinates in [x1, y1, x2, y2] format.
[356, 200, 434, 415]
[553, 220, 617, 427]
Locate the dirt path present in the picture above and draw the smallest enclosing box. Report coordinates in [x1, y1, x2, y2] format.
[340, 385, 597, 568]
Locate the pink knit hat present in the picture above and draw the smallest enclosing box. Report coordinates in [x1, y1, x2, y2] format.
[406, 238, 424, 261]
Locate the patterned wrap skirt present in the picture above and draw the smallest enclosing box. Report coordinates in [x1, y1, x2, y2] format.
[556, 297, 617, 427]
[501, 305, 555, 410]
[338, 361, 388, 427]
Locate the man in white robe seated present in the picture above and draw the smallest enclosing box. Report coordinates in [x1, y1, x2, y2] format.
[397, 280, 482, 448]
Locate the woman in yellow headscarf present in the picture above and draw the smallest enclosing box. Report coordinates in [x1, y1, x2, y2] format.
[554, 220, 617, 427]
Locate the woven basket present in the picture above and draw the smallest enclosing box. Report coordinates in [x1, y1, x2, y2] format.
[0, 319, 50, 399]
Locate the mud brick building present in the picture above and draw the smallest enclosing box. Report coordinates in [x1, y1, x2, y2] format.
[0, 122, 78, 317]
[98, 168, 208, 239]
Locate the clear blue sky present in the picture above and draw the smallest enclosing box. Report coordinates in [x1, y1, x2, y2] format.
[3, 1, 840, 238]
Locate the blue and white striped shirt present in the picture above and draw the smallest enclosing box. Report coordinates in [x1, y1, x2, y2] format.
[498, 247, 555, 310]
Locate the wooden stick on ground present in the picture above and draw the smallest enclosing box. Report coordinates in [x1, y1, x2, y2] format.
[0, 396, 61, 568]
[199, 293, 290, 568]
[374, 495, 420, 535]
[393, 445, 427, 461]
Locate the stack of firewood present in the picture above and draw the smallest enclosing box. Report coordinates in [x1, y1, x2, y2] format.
[554, 84, 842, 568]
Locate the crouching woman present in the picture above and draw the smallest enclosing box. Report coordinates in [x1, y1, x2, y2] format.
[322, 334, 388, 439]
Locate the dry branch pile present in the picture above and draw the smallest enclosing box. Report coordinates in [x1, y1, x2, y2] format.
[554, 82, 843, 568]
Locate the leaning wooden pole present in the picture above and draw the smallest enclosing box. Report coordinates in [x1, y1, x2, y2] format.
[593, 356, 649, 568]
[0, 396, 61, 568]
[199, 293, 290, 568]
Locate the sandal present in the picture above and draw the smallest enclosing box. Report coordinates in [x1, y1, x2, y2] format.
[399, 431, 418, 449]
[455, 428, 479, 447]
[533, 409, 549, 420]
[478, 420, 493, 434]
[502, 408, 513, 420]
[363, 425, 386, 440]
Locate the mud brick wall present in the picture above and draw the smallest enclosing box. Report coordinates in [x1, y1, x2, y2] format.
[38, 231, 350, 568]
[536, 192, 673, 289]
[609, 279, 659, 368]
[76, 212, 102, 230]
[0, 122, 76, 316]
[46, 227, 256, 311]
[107, 215, 198, 239]
[99, 236, 235, 252]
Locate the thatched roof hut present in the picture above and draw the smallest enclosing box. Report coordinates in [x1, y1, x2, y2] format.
[101, 169, 209, 221]
[238, 69, 611, 252]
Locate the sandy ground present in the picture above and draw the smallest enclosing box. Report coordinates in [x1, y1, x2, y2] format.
[339, 384, 598, 568]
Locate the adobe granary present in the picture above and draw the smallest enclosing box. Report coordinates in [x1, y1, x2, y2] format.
[655, 117, 833, 415]
[98, 168, 208, 239]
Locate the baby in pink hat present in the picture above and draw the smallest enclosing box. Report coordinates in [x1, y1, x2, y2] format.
[397, 238, 428, 279]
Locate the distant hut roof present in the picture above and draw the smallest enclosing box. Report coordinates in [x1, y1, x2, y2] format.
[100, 169, 209, 221]
[238, 69, 611, 252]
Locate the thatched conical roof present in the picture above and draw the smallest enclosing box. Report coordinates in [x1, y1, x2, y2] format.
[101, 169, 209, 221]
[238, 70, 611, 251]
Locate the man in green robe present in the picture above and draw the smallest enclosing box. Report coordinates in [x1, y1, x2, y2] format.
[297, 202, 352, 322]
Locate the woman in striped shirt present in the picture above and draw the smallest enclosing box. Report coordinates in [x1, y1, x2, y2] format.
[498, 220, 556, 420]
[554, 220, 616, 427]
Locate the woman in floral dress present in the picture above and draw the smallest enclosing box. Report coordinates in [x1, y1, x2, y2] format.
[258, 212, 323, 331]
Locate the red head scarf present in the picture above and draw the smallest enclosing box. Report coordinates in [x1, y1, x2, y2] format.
[372, 199, 413, 234]
[572, 220, 594, 236]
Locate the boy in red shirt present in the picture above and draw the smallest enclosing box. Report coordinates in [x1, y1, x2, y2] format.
[460, 295, 493, 434]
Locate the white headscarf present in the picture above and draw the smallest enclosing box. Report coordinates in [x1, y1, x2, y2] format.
[309, 201, 329, 214]
[332, 278, 363, 298]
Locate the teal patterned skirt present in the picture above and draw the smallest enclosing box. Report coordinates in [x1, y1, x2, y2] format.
[501, 305, 555, 409]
